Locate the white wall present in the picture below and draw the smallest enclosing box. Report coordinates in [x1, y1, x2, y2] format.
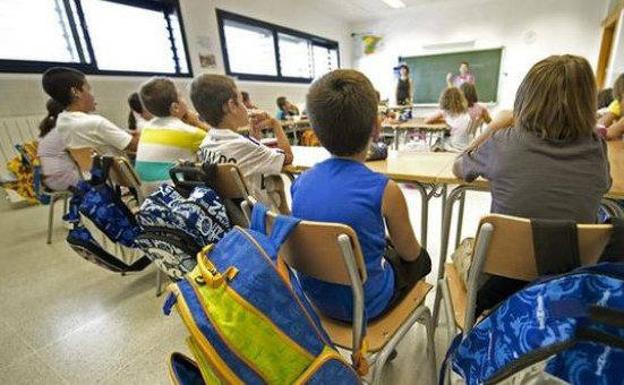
[0, 0, 352, 127]
[352, 0, 608, 114]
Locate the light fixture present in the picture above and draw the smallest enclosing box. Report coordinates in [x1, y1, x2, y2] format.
[380, 0, 406, 8]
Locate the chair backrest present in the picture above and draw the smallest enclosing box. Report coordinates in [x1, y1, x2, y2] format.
[476, 214, 612, 282]
[467, 117, 484, 137]
[213, 164, 249, 200]
[68, 147, 97, 174]
[266, 211, 368, 285]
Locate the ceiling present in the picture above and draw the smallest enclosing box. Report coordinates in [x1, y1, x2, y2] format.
[310, 0, 444, 23]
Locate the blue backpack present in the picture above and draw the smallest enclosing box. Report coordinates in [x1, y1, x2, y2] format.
[135, 183, 231, 280]
[65, 156, 151, 273]
[443, 263, 624, 385]
[164, 203, 362, 385]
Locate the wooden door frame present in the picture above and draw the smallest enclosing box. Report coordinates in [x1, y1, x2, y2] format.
[597, 1, 624, 88]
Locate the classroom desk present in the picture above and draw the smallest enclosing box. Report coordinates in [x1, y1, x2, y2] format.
[382, 118, 448, 150]
[237, 119, 311, 145]
[283, 146, 456, 249]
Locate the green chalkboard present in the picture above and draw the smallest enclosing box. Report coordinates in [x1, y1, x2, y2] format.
[403, 48, 503, 104]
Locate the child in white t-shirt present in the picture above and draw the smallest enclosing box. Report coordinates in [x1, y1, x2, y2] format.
[192, 75, 293, 207]
[425, 87, 472, 152]
[42, 67, 138, 156]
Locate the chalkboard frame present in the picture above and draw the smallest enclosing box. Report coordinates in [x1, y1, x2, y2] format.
[399, 47, 504, 106]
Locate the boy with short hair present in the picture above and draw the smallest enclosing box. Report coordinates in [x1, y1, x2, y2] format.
[135, 77, 208, 193]
[291, 69, 431, 322]
[276, 96, 300, 120]
[192, 74, 293, 208]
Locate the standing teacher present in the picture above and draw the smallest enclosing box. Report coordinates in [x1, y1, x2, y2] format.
[395, 64, 413, 105]
[447, 61, 475, 88]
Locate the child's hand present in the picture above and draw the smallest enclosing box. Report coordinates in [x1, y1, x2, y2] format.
[250, 111, 281, 133]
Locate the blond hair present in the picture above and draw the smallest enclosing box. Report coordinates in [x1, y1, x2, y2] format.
[439, 87, 468, 115]
[514, 55, 596, 141]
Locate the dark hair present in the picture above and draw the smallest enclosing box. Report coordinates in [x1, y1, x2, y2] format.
[139, 77, 179, 118]
[306, 69, 377, 156]
[598, 88, 614, 109]
[127, 92, 143, 131]
[241, 91, 250, 102]
[514, 54, 596, 141]
[190, 74, 238, 127]
[399, 64, 409, 74]
[276, 96, 287, 110]
[460, 83, 479, 107]
[39, 99, 65, 137]
[41, 67, 86, 108]
[614, 74, 624, 103]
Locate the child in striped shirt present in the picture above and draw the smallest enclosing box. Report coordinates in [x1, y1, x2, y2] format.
[135, 77, 209, 194]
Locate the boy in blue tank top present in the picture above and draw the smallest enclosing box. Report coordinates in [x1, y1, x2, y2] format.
[291, 69, 431, 321]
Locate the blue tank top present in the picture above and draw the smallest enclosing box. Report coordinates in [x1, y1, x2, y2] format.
[291, 158, 394, 321]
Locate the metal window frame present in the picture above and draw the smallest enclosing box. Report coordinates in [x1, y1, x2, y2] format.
[0, 0, 193, 77]
[216, 9, 340, 83]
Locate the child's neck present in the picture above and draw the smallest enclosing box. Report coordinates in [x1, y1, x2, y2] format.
[67, 103, 88, 113]
[335, 151, 367, 163]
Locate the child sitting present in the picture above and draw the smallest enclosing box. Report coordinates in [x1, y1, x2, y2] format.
[42, 67, 138, 156]
[599, 74, 624, 140]
[192, 75, 293, 208]
[425, 87, 472, 152]
[460, 83, 492, 125]
[291, 69, 431, 322]
[135, 77, 209, 193]
[453, 54, 612, 315]
[276, 96, 300, 120]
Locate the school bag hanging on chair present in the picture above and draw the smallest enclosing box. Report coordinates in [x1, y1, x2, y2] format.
[134, 162, 231, 281]
[442, 262, 624, 385]
[164, 203, 362, 385]
[64, 155, 151, 273]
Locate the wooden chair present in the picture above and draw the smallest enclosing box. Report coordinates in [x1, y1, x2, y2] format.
[436, 214, 613, 345]
[267, 211, 436, 385]
[67, 147, 97, 177]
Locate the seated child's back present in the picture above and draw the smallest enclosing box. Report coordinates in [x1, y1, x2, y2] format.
[135, 78, 206, 193]
[292, 69, 430, 322]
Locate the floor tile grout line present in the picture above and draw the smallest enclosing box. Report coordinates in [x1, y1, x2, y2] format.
[32, 350, 73, 385]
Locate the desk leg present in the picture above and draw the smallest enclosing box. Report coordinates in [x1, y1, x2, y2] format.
[455, 191, 466, 249]
[411, 183, 429, 250]
[440, 184, 447, 237]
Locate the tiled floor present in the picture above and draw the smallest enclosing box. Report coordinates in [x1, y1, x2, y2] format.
[0, 185, 491, 385]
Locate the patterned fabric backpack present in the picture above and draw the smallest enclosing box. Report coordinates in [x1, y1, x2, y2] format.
[135, 182, 231, 280]
[443, 263, 624, 385]
[65, 156, 150, 273]
[164, 203, 362, 385]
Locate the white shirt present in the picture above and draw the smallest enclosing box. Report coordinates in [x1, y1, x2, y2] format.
[198, 128, 285, 207]
[443, 111, 472, 152]
[56, 111, 132, 156]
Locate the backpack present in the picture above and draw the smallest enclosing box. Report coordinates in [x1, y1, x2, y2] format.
[164, 203, 362, 385]
[64, 156, 151, 273]
[443, 263, 624, 385]
[135, 182, 231, 280]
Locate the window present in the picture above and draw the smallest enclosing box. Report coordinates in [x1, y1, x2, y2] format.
[217, 10, 340, 83]
[0, 0, 192, 76]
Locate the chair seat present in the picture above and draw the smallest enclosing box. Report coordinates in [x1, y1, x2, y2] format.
[318, 280, 432, 352]
[445, 263, 467, 330]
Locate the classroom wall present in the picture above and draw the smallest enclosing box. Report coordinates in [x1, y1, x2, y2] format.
[352, 0, 609, 114]
[0, 0, 352, 127]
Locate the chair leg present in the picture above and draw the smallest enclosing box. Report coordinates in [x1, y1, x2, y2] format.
[421, 307, 438, 385]
[155, 268, 164, 297]
[47, 198, 55, 245]
[62, 195, 69, 215]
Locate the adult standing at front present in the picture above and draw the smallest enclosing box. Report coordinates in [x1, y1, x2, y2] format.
[447, 61, 476, 88]
[395, 64, 413, 105]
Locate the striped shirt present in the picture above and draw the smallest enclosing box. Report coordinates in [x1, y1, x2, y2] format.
[135, 117, 206, 193]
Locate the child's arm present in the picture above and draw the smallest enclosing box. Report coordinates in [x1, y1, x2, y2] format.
[425, 111, 444, 124]
[183, 110, 210, 132]
[598, 112, 616, 129]
[251, 113, 293, 165]
[382, 181, 422, 262]
[606, 117, 624, 141]
[481, 106, 492, 124]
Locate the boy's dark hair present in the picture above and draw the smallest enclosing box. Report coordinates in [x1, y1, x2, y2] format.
[598, 88, 614, 109]
[190, 74, 238, 127]
[276, 96, 287, 110]
[139, 77, 179, 118]
[460, 82, 479, 107]
[306, 69, 377, 156]
[41, 67, 86, 108]
[241, 91, 250, 102]
[39, 99, 65, 138]
[514, 54, 596, 141]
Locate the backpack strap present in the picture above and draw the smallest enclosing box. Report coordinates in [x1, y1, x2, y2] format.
[250, 203, 300, 250]
[530, 219, 580, 276]
[599, 218, 624, 263]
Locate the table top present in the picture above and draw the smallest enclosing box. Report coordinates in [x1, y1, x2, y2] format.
[285, 146, 456, 184]
[607, 141, 624, 199]
[382, 117, 447, 131]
